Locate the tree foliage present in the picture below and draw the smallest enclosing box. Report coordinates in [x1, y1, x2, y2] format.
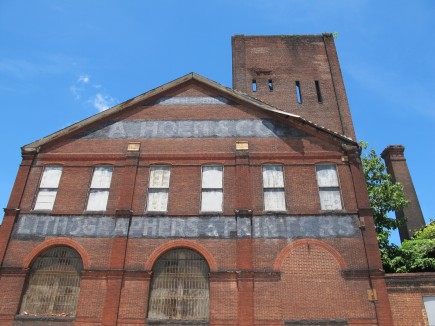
[360, 142, 435, 273]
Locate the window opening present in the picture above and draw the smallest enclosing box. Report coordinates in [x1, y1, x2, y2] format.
[316, 164, 343, 210]
[315, 80, 323, 103]
[147, 165, 171, 212]
[295, 81, 302, 104]
[147, 249, 210, 322]
[252, 79, 257, 92]
[86, 166, 113, 211]
[34, 166, 62, 211]
[262, 165, 286, 211]
[20, 246, 83, 317]
[268, 79, 273, 91]
[201, 165, 223, 212]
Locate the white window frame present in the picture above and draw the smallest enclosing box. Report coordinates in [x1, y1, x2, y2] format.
[315, 163, 343, 210]
[86, 166, 113, 211]
[146, 165, 171, 213]
[34, 166, 63, 211]
[262, 164, 286, 212]
[201, 165, 223, 212]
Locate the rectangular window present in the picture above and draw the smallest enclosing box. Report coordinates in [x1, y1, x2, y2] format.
[252, 79, 257, 92]
[263, 165, 286, 211]
[268, 79, 273, 91]
[147, 165, 171, 212]
[315, 80, 323, 103]
[201, 165, 223, 212]
[424, 297, 435, 326]
[86, 166, 113, 211]
[34, 166, 62, 211]
[316, 164, 343, 210]
[295, 81, 302, 104]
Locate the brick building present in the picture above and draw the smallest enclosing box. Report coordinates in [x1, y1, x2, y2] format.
[0, 34, 433, 325]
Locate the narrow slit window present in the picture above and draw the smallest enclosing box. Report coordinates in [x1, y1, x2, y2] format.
[252, 79, 257, 92]
[295, 81, 302, 104]
[262, 165, 286, 211]
[268, 79, 273, 91]
[34, 166, 62, 211]
[86, 166, 113, 211]
[201, 165, 223, 212]
[316, 164, 343, 210]
[315, 80, 323, 103]
[147, 165, 171, 212]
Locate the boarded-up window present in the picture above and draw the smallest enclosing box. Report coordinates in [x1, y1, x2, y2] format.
[424, 297, 435, 326]
[201, 165, 223, 212]
[147, 249, 209, 322]
[20, 246, 83, 316]
[147, 165, 171, 212]
[316, 164, 343, 210]
[263, 165, 286, 211]
[34, 166, 62, 211]
[86, 166, 113, 211]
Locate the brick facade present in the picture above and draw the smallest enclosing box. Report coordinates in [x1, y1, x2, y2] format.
[0, 34, 431, 325]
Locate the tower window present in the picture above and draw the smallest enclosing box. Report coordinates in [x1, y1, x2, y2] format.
[268, 79, 273, 91]
[252, 79, 257, 92]
[315, 80, 323, 103]
[295, 81, 302, 104]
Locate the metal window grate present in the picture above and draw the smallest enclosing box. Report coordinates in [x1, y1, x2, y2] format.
[20, 246, 83, 316]
[148, 249, 210, 321]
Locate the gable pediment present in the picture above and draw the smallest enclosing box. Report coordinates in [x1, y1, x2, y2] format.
[22, 72, 356, 153]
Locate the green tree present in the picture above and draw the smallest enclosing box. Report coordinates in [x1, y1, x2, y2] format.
[360, 142, 435, 272]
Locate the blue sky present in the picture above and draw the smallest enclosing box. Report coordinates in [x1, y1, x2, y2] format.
[1, 1, 434, 243]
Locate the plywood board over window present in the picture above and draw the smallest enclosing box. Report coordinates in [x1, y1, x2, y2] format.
[34, 166, 62, 211]
[263, 165, 286, 211]
[147, 165, 171, 212]
[201, 165, 223, 212]
[86, 166, 113, 211]
[316, 164, 343, 210]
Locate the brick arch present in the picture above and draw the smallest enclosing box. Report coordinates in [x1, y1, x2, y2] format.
[23, 238, 90, 269]
[273, 239, 347, 271]
[145, 240, 218, 271]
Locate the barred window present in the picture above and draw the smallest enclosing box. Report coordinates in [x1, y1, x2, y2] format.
[263, 165, 286, 211]
[20, 247, 83, 317]
[201, 165, 223, 212]
[316, 164, 343, 210]
[34, 166, 62, 211]
[86, 166, 113, 211]
[147, 165, 171, 212]
[147, 249, 210, 322]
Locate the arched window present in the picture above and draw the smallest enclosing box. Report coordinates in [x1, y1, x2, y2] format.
[20, 246, 83, 316]
[147, 249, 210, 323]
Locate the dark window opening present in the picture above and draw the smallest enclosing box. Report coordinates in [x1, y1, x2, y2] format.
[295, 81, 302, 104]
[252, 80, 257, 92]
[268, 79, 273, 91]
[315, 80, 323, 103]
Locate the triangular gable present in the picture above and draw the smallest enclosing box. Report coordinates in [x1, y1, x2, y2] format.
[22, 73, 357, 153]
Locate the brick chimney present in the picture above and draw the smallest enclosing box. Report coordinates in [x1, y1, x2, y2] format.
[381, 145, 425, 241]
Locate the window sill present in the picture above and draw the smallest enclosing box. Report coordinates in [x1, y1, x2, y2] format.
[15, 314, 74, 322]
[264, 211, 288, 215]
[200, 211, 223, 216]
[146, 212, 167, 216]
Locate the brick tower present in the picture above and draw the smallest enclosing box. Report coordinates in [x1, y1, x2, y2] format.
[232, 34, 356, 139]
